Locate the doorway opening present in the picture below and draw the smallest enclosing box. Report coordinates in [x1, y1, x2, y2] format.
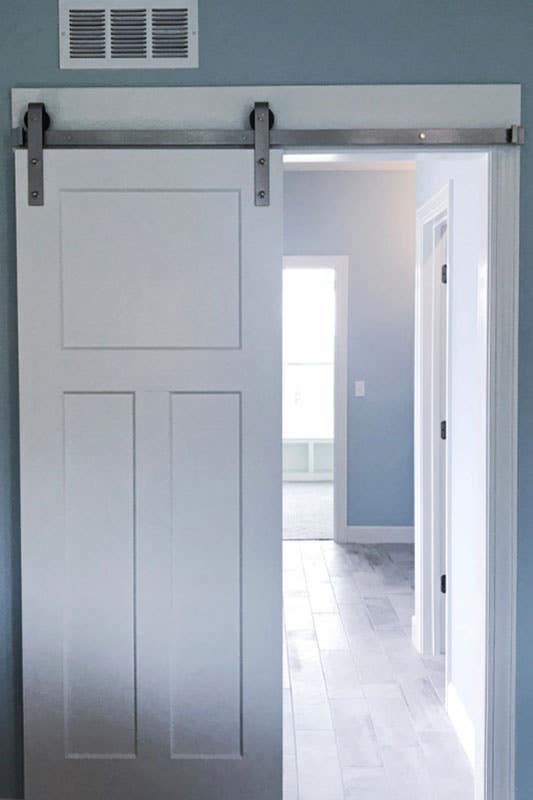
[282, 154, 479, 800]
[282, 266, 335, 540]
[282, 259, 347, 541]
[414, 185, 450, 664]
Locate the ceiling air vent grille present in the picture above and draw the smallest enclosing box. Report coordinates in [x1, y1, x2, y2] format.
[59, 0, 198, 68]
[68, 9, 106, 59]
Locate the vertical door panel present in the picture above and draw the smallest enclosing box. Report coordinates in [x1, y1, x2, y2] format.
[64, 393, 136, 758]
[170, 393, 241, 758]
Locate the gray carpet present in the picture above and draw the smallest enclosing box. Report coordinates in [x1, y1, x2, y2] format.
[283, 481, 333, 540]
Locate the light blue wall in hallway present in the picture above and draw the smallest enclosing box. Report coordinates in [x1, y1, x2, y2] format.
[1, 2, 533, 797]
[284, 170, 415, 527]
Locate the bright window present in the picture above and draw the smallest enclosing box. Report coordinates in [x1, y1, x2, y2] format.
[282, 268, 335, 440]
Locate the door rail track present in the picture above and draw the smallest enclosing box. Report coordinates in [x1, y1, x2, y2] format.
[13, 101, 524, 207]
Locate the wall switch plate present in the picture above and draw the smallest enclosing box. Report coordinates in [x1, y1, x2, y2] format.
[354, 380, 366, 397]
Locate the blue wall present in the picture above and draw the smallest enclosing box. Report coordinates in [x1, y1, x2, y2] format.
[1, 1, 532, 796]
[284, 170, 415, 527]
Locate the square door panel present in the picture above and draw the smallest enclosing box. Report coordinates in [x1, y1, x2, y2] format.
[60, 190, 241, 348]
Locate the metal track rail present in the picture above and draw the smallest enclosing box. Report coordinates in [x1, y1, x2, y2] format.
[13, 101, 524, 207]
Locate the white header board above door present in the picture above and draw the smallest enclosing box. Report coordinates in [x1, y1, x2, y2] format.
[12, 85, 520, 130]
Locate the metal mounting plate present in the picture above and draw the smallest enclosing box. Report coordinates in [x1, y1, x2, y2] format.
[26, 103, 45, 206]
[253, 102, 270, 207]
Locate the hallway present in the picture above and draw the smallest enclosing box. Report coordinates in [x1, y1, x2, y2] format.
[283, 541, 474, 800]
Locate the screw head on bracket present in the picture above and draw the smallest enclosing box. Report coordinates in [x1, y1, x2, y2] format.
[258, 190, 266, 199]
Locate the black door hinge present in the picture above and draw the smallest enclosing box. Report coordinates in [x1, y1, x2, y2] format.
[441, 574, 447, 594]
[440, 420, 447, 440]
[441, 263, 448, 284]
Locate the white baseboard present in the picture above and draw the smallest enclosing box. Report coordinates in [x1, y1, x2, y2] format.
[446, 682, 476, 769]
[342, 525, 414, 544]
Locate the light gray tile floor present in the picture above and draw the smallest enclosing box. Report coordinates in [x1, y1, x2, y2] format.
[283, 541, 474, 800]
[283, 482, 333, 539]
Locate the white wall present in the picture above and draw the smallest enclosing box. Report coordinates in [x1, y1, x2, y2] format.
[417, 155, 489, 771]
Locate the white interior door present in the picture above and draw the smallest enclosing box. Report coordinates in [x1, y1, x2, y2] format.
[15, 148, 283, 800]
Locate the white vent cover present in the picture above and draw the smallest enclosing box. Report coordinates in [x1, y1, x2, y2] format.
[59, 0, 198, 68]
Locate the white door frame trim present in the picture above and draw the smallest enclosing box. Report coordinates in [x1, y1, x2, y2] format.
[413, 183, 451, 660]
[11, 85, 520, 800]
[484, 147, 519, 800]
[282, 255, 348, 545]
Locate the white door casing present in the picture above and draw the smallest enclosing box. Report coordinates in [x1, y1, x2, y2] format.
[15, 148, 283, 800]
[435, 218, 449, 659]
[413, 183, 451, 661]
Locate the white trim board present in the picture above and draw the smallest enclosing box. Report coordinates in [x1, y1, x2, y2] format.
[10, 85, 519, 800]
[11, 85, 520, 129]
[343, 526, 414, 544]
[484, 147, 519, 800]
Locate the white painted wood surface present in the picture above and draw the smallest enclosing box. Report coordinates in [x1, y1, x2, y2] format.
[170, 393, 241, 757]
[11, 85, 521, 130]
[435, 221, 448, 659]
[64, 393, 136, 757]
[484, 148, 520, 800]
[15, 148, 283, 799]
[60, 190, 241, 348]
[413, 184, 451, 661]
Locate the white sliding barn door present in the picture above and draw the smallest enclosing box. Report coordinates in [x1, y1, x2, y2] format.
[15, 149, 283, 800]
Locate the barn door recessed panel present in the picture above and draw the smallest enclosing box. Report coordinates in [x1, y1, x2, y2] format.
[64, 392, 136, 758]
[170, 393, 241, 757]
[60, 190, 241, 349]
